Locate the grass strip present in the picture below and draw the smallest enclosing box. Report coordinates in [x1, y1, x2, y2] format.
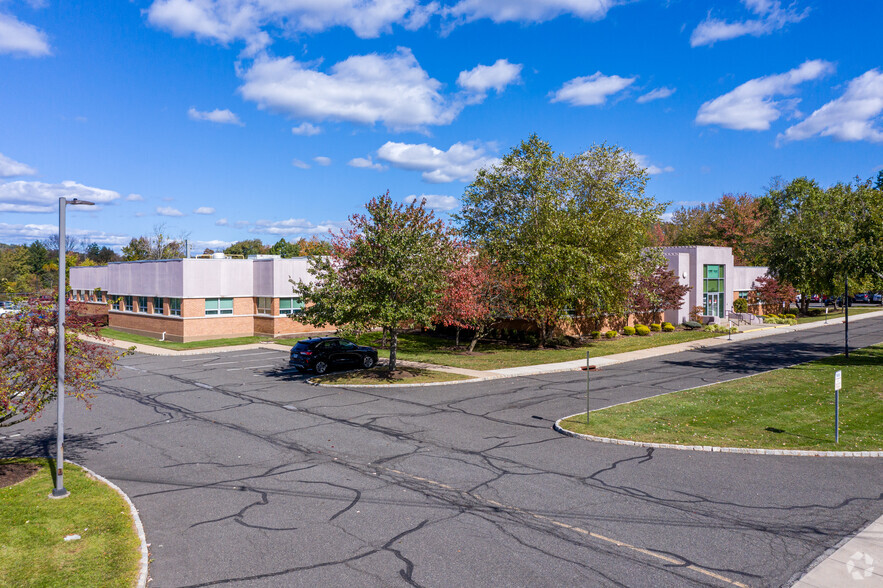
[100, 327, 270, 350]
[0, 458, 142, 587]
[313, 367, 472, 385]
[324, 331, 723, 371]
[559, 344, 883, 452]
[793, 307, 880, 324]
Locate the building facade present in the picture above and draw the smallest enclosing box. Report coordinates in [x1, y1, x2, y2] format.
[661, 246, 768, 324]
[70, 256, 325, 342]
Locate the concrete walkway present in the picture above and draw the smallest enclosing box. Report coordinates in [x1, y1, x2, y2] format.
[88, 308, 883, 378]
[793, 513, 882, 587]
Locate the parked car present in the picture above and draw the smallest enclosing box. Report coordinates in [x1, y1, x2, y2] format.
[289, 337, 378, 374]
[854, 292, 870, 303]
[810, 294, 821, 303]
[873, 293, 882, 304]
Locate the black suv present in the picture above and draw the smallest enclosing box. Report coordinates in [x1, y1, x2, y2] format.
[289, 337, 378, 374]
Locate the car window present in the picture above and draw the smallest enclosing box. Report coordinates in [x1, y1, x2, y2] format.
[324, 340, 340, 351]
[339, 340, 357, 350]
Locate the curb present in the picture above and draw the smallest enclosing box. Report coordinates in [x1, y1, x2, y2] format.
[553, 413, 883, 457]
[71, 461, 149, 588]
[307, 375, 491, 388]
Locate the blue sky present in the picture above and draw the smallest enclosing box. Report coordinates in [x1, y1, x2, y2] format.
[1, 0, 881, 251]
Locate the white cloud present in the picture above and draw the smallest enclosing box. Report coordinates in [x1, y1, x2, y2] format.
[778, 70, 883, 144]
[0, 153, 37, 177]
[0, 12, 51, 57]
[457, 59, 522, 95]
[126, 193, 144, 201]
[0, 180, 120, 213]
[696, 59, 834, 131]
[446, 0, 620, 24]
[215, 218, 229, 226]
[147, 0, 428, 46]
[233, 220, 250, 228]
[193, 239, 233, 251]
[194, 206, 216, 214]
[691, 0, 809, 47]
[313, 156, 331, 166]
[0, 222, 128, 245]
[291, 159, 310, 169]
[157, 206, 185, 217]
[376, 140, 499, 183]
[631, 153, 674, 175]
[660, 212, 673, 223]
[348, 156, 386, 171]
[404, 194, 459, 210]
[239, 49, 461, 131]
[291, 122, 322, 136]
[550, 72, 635, 107]
[636, 87, 675, 104]
[187, 107, 244, 125]
[252, 217, 345, 235]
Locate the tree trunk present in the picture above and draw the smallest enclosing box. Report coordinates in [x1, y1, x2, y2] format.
[388, 329, 398, 372]
[455, 326, 460, 347]
[468, 332, 479, 352]
[380, 326, 387, 348]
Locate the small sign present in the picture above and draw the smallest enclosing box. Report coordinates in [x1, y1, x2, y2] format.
[835, 370, 842, 391]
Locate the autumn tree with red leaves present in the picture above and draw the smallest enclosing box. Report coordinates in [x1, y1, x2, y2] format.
[630, 264, 692, 325]
[295, 193, 457, 371]
[434, 248, 519, 352]
[1, 295, 128, 427]
[752, 274, 798, 315]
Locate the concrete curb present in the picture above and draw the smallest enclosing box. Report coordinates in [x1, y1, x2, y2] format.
[69, 460, 150, 588]
[553, 413, 883, 457]
[307, 374, 489, 388]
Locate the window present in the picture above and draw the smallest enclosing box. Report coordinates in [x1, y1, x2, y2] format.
[256, 297, 273, 315]
[205, 298, 233, 315]
[169, 298, 181, 316]
[138, 296, 148, 313]
[738, 291, 749, 299]
[153, 297, 164, 314]
[124, 296, 133, 312]
[110, 296, 120, 311]
[703, 265, 726, 318]
[279, 298, 304, 315]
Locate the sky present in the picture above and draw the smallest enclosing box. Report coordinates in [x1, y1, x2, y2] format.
[1, 0, 881, 252]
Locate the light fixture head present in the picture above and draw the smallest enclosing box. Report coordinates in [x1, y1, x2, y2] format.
[68, 198, 95, 206]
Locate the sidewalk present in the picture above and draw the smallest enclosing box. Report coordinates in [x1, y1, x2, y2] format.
[792, 512, 882, 587]
[89, 309, 883, 379]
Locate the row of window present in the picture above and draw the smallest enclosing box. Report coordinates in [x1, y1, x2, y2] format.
[105, 296, 302, 317]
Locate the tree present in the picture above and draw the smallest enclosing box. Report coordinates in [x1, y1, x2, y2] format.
[268, 238, 300, 258]
[295, 236, 332, 256]
[456, 134, 663, 346]
[0, 245, 33, 293]
[225, 239, 266, 257]
[295, 193, 457, 371]
[752, 274, 797, 315]
[434, 247, 518, 351]
[0, 295, 127, 427]
[121, 224, 186, 261]
[630, 262, 692, 325]
[85, 243, 118, 264]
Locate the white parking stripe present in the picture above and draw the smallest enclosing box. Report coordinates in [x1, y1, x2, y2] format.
[227, 364, 276, 371]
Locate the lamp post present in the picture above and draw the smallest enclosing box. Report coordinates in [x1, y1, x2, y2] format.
[52, 197, 94, 499]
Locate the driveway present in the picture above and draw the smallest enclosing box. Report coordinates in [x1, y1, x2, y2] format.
[2, 318, 882, 587]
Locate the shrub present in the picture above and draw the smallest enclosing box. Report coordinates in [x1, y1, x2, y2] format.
[635, 325, 651, 336]
[733, 298, 748, 313]
[662, 324, 675, 332]
[662, 321, 673, 328]
[605, 330, 618, 339]
[683, 321, 702, 330]
[622, 326, 636, 336]
[590, 331, 601, 339]
[785, 313, 796, 320]
[689, 305, 704, 322]
[649, 323, 661, 332]
[807, 309, 822, 317]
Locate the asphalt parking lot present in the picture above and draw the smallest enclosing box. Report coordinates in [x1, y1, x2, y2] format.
[2, 318, 882, 587]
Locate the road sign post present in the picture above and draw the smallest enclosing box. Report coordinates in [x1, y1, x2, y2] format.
[586, 350, 590, 425]
[834, 370, 841, 444]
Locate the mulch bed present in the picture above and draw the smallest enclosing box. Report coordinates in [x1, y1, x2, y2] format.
[0, 461, 41, 488]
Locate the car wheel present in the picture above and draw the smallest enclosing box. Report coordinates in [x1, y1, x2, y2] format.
[362, 355, 376, 369]
[314, 361, 328, 375]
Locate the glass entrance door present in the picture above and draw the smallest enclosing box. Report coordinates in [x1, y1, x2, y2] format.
[706, 293, 719, 317]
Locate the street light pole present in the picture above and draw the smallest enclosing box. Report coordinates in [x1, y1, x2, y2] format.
[52, 197, 94, 499]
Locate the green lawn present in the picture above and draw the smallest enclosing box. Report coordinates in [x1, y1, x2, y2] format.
[559, 344, 883, 452]
[100, 327, 271, 350]
[282, 330, 720, 371]
[313, 367, 472, 385]
[794, 306, 880, 324]
[0, 459, 142, 587]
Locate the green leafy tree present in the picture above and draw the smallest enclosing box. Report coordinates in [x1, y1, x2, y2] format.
[224, 239, 266, 257]
[294, 193, 457, 371]
[0, 245, 33, 293]
[456, 134, 663, 346]
[268, 238, 300, 258]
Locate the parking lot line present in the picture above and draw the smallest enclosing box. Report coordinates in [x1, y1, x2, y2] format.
[226, 364, 277, 371]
